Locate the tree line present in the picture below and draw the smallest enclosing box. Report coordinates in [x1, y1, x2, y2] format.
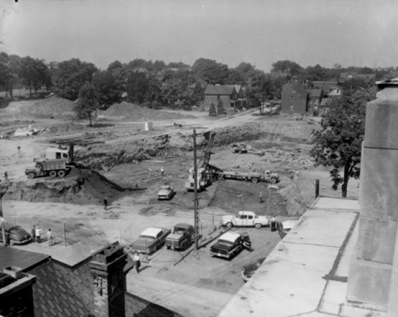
[1, 52, 396, 109]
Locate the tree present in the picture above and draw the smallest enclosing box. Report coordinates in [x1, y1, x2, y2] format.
[271, 60, 303, 77]
[310, 80, 375, 197]
[126, 72, 160, 104]
[73, 82, 98, 126]
[246, 72, 277, 107]
[92, 70, 123, 108]
[53, 58, 98, 100]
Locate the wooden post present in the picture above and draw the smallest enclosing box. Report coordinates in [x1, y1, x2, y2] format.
[63, 222, 66, 246]
[315, 179, 320, 198]
[193, 129, 199, 251]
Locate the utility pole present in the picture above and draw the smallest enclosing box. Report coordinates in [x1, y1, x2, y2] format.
[193, 129, 199, 251]
[0, 185, 6, 246]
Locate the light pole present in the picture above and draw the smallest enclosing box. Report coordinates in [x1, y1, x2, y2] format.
[193, 129, 199, 251]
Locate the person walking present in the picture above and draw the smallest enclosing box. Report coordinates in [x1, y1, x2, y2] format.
[270, 216, 276, 232]
[259, 192, 263, 203]
[17, 146, 21, 155]
[35, 224, 41, 243]
[133, 252, 141, 273]
[4, 171, 8, 181]
[31, 225, 36, 242]
[47, 228, 53, 246]
[160, 167, 164, 177]
[103, 198, 108, 210]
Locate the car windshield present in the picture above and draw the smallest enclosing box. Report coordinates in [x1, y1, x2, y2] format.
[235, 213, 241, 218]
[160, 186, 170, 190]
[173, 228, 184, 234]
[217, 239, 234, 247]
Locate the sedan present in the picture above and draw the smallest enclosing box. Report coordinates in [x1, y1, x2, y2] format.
[131, 227, 171, 254]
[0, 223, 32, 245]
[157, 185, 175, 200]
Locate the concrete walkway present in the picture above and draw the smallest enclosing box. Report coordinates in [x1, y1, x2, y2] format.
[218, 197, 386, 317]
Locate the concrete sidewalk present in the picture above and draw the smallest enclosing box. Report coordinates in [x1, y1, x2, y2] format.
[218, 197, 386, 317]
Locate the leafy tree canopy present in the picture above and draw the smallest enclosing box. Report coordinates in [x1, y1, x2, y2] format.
[310, 80, 376, 197]
[73, 81, 98, 126]
[92, 70, 123, 108]
[53, 58, 98, 100]
[271, 60, 303, 76]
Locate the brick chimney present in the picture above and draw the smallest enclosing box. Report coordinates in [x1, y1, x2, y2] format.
[90, 242, 127, 317]
[0, 266, 36, 317]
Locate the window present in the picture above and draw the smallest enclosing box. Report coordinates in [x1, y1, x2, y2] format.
[63, 153, 68, 158]
[248, 215, 253, 220]
[56, 153, 61, 159]
[240, 215, 248, 219]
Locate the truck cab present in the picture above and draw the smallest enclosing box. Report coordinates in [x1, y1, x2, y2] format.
[45, 145, 74, 163]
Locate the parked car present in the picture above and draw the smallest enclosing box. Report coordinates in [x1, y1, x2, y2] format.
[165, 223, 194, 251]
[241, 257, 266, 282]
[210, 231, 249, 259]
[221, 211, 269, 229]
[131, 227, 171, 254]
[0, 223, 32, 245]
[157, 185, 175, 200]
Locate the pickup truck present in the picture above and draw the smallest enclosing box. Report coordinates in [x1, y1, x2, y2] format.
[221, 211, 269, 229]
[165, 223, 194, 251]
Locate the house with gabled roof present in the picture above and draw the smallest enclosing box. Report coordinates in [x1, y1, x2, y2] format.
[203, 84, 237, 112]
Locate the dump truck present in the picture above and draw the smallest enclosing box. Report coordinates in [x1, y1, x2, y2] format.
[219, 170, 279, 184]
[25, 144, 75, 179]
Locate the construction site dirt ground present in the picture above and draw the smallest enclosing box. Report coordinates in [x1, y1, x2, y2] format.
[0, 102, 360, 317]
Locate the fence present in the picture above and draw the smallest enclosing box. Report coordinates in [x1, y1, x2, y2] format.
[9, 216, 77, 247]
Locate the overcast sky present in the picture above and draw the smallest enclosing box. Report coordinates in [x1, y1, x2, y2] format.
[1, 0, 398, 71]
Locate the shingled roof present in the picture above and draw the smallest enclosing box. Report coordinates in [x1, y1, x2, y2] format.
[204, 84, 236, 96]
[1, 246, 181, 317]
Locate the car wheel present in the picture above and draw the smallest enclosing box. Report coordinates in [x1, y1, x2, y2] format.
[181, 240, 188, 250]
[226, 222, 233, 228]
[49, 171, 57, 178]
[255, 223, 262, 229]
[251, 177, 258, 183]
[58, 170, 65, 178]
[270, 177, 277, 184]
[27, 173, 35, 179]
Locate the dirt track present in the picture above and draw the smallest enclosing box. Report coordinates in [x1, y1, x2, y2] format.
[0, 100, 360, 317]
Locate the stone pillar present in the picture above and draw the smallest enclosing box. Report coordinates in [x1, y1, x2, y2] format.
[90, 242, 127, 317]
[347, 83, 398, 311]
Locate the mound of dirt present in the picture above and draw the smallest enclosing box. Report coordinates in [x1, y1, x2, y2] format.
[29, 97, 75, 117]
[278, 175, 307, 216]
[104, 102, 195, 121]
[3, 167, 132, 205]
[2, 97, 75, 118]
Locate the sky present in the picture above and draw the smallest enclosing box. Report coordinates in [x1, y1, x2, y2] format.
[1, 0, 398, 72]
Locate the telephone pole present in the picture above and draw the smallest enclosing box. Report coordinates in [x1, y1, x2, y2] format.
[193, 129, 199, 250]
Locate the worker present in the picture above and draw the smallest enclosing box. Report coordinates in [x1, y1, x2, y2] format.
[148, 168, 152, 176]
[31, 225, 36, 242]
[133, 252, 141, 273]
[47, 228, 53, 246]
[17, 146, 21, 155]
[103, 198, 108, 210]
[160, 167, 164, 176]
[270, 216, 276, 232]
[4, 171, 8, 181]
[259, 192, 263, 203]
[35, 224, 41, 243]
